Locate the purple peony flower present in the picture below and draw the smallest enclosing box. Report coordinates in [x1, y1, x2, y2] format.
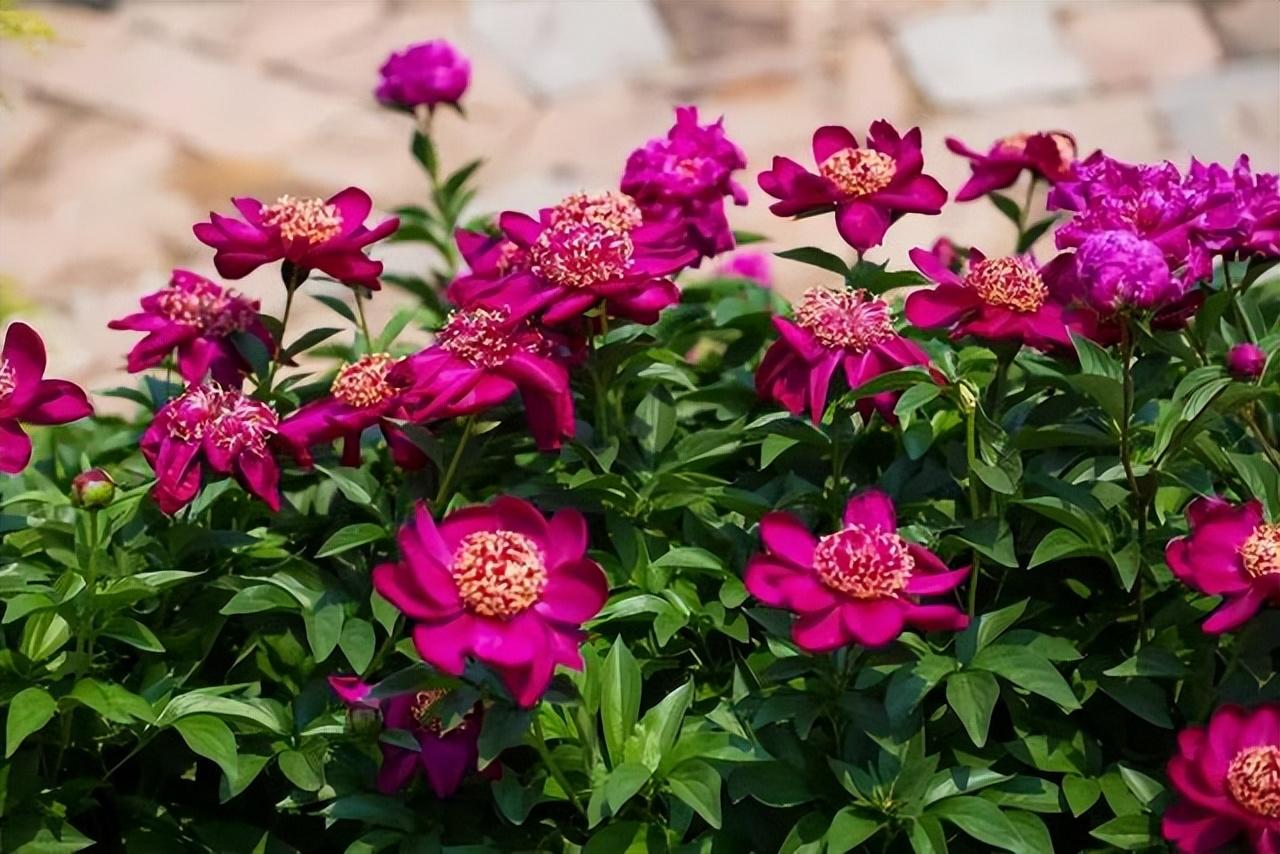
[947, 130, 1077, 202]
[1072, 230, 1182, 314]
[1227, 343, 1267, 381]
[1190, 156, 1280, 261]
[375, 40, 470, 112]
[0, 322, 93, 474]
[714, 250, 773, 288]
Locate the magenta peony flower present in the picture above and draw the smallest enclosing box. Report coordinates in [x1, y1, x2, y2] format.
[1162, 703, 1280, 853]
[1072, 230, 1183, 314]
[1191, 156, 1280, 261]
[906, 246, 1079, 351]
[745, 490, 968, 650]
[1227, 343, 1267, 381]
[372, 498, 608, 707]
[140, 383, 280, 514]
[375, 40, 470, 111]
[1166, 497, 1280, 634]
[946, 131, 1077, 202]
[714, 250, 773, 288]
[620, 106, 748, 260]
[193, 188, 399, 290]
[109, 269, 272, 385]
[756, 287, 931, 424]
[757, 122, 947, 253]
[328, 676, 481, 797]
[0, 322, 93, 474]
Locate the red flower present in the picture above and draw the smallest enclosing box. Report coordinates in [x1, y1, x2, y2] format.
[0, 322, 93, 474]
[946, 131, 1076, 202]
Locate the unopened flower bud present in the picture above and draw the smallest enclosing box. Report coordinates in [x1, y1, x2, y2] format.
[71, 469, 115, 509]
[957, 381, 978, 415]
[347, 704, 383, 738]
[1227, 343, 1266, 381]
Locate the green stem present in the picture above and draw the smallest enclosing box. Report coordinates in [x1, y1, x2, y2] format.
[265, 268, 301, 391]
[1118, 324, 1148, 645]
[1223, 262, 1258, 342]
[354, 288, 373, 352]
[1015, 176, 1038, 250]
[830, 433, 848, 523]
[433, 416, 475, 508]
[532, 714, 585, 816]
[965, 404, 983, 617]
[985, 349, 1015, 420]
[1244, 406, 1280, 471]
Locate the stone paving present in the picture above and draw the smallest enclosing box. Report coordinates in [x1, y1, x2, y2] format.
[0, 0, 1277, 391]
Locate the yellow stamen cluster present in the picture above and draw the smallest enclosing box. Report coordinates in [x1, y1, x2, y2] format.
[1227, 745, 1280, 818]
[965, 257, 1047, 313]
[451, 530, 548, 618]
[794, 287, 897, 353]
[550, 191, 643, 233]
[812, 525, 915, 600]
[819, 148, 896, 197]
[1240, 523, 1280, 580]
[263, 195, 343, 244]
[331, 354, 398, 408]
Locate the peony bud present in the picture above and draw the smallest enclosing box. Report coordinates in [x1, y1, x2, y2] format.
[71, 469, 115, 509]
[347, 703, 383, 738]
[1227, 343, 1266, 381]
[375, 40, 470, 111]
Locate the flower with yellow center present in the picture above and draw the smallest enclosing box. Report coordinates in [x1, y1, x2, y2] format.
[529, 222, 634, 289]
[263, 195, 344, 244]
[964, 257, 1048, 313]
[1240, 523, 1280, 580]
[451, 530, 548, 618]
[819, 148, 897, 198]
[550, 191, 643, 233]
[812, 525, 915, 599]
[794, 287, 897, 352]
[1227, 744, 1280, 818]
[331, 354, 398, 409]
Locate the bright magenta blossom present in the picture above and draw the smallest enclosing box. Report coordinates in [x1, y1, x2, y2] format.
[194, 187, 398, 290]
[140, 383, 280, 514]
[1191, 156, 1280, 261]
[946, 130, 1076, 202]
[0, 322, 93, 474]
[329, 676, 481, 797]
[109, 269, 271, 385]
[1163, 703, 1280, 853]
[372, 499, 608, 707]
[714, 250, 772, 288]
[745, 490, 968, 651]
[758, 122, 947, 253]
[1227, 343, 1267, 381]
[756, 287, 930, 424]
[375, 40, 470, 111]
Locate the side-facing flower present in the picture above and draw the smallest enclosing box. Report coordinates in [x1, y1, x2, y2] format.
[745, 490, 968, 650]
[946, 131, 1076, 201]
[375, 40, 470, 112]
[758, 122, 947, 253]
[194, 187, 398, 290]
[1163, 703, 1280, 853]
[0, 322, 93, 474]
[328, 676, 481, 797]
[1166, 496, 1280, 633]
[714, 250, 772, 288]
[372, 499, 608, 707]
[140, 383, 280, 514]
[756, 286, 930, 424]
[109, 269, 271, 385]
[1191, 156, 1280, 261]
[1227, 343, 1267, 381]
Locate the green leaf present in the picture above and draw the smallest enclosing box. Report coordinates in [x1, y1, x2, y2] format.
[281, 326, 342, 361]
[825, 806, 882, 854]
[1016, 215, 1060, 253]
[583, 822, 667, 854]
[775, 246, 848, 278]
[1098, 677, 1173, 728]
[728, 761, 816, 807]
[1062, 775, 1102, 817]
[636, 387, 677, 456]
[1, 814, 94, 853]
[634, 681, 692, 770]
[604, 762, 651, 813]
[1004, 810, 1054, 854]
[340, 618, 376, 673]
[1088, 814, 1158, 850]
[929, 796, 1017, 850]
[651, 547, 722, 571]
[6, 686, 57, 758]
[1028, 528, 1096, 568]
[1118, 764, 1165, 805]
[956, 599, 1027, 662]
[220, 584, 298, 615]
[946, 670, 1000, 747]
[602, 638, 642, 766]
[906, 815, 947, 854]
[1103, 648, 1187, 679]
[99, 616, 165, 652]
[312, 293, 357, 324]
[174, 714, 239, 781]
[989, 192, 1022, 224]
[66, 679, 156, 724]
[304, 594, 346, 663]
[666, 759, 722, 829]
[971, 645, 1080, 710]
[477, 704, 531, 770]
[411, 130, 438, 178]
[278, 748, 325, 792]
[316, 523, 388, 558]
[952, 518, 1018, 568]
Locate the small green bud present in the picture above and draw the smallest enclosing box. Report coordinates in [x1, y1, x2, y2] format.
[71, 469, 115, 509]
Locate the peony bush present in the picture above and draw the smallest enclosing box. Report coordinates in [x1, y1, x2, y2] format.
[2, 39, 1279, 854]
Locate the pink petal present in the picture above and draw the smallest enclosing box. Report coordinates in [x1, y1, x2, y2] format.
[327, 675, 372, 707]
[812, 125, 859, 163]
[1201, 590, 1265, 634]
[536, 557, 608, 625]
[791, 606, 849, 653]
[544, 508, 589, 568]
[841, 599, 906, 647]
[412, 617, 475, 675]
[0, 419, 32, 473]
[906, 567, 968, 596]
[835, 201, 891, 252]
[743, 556, 836, 613]
[759, 511, 818, 568]
[843, 491, 898, 532]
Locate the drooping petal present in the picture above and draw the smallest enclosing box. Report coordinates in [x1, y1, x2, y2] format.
[412, 617, 475, 675]
[0, 419, 32, 473]
[23, 380, 93, 426]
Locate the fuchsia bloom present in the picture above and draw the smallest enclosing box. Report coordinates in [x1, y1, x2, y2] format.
[109, 269, 272, 385]
[714, 250, 773, 288]
[756, 287, 930, 424]
[620, 106, 748, 260]
[1163, 703, 1280, 853]
[140, 383, 280, 514]
[1165, 497, 1280, 634]
[745, 491, 968, 650]
[946, 131, 1077, 202]
[372, 498, 608, 707]
[1227, 343, 1267, 381]
[375, 40, 470, 111]
[0, 322, 93, 474]
[1191, 156, 1280, 261]
[758, 122, 947, 253]
[194, 188, 398, 290]
[328, 676, 481, 797]
[906, 246, 1077, 351]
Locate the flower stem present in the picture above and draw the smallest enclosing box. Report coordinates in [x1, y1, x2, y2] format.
[1015, 176, 1038, 251]
[265, 269, 301, 392]
[1244, 406, 1280, 471]
[532, 713, 585, 816]
[433, 415, 475, 509]
[1223, 261, 1258, 343]
[354, 287, 373, 353]
[965, 404, 983, 617]
[1118, 324, 1149, 645]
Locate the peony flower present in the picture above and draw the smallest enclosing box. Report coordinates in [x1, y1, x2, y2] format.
[372, 498, 608, 707]
[375, 40, 470, 112]
[714, 250, 772, 288]
[1072, 230, 1183, 314]
[745, 490, 968, 650]
[140, 383, 280, 514]
[757, 121, 947, 253]
[328, 676, 481, 797]
[1162, 703, 1280, 853]
[277, 354, 426, 470]
[392, 307, 576, 451]
[1190, 156, 1280, 261]
[946, 131, 1077, 202]
[109, 269, 272, 385]
[755, 286, 930, 424]
[0, 322, 93, 474]
[194, 187, 399, 290]
[906, 246, 1078, 351]
[1165, 497, 1280, 633]
[620, 106, 748, 260]
[1227, 343, 1267, 381]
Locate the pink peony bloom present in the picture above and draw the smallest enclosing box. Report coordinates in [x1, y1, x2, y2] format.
[1162, 703, 1280, 853]
[756, 287, 931, 424]
[372, 499, 608, 707]
[745, 490, 968, 650]
[758, 122, 947, 253]
[328, 676, 481, 797]
[714, 250, 773, 288]
[1072, 230, 1183, 314]
[109, 269, 272, 385]
[620, 106, 748, 260]
[140, 383, 280, 514]
[1190, 156, 1280, 261]
[0, 322, 93, 473]
[906, 246, 1079, 351]
[375, 40, 470, 111]
[1227, 343, 1267, 381]
[946, 131, 1077, 202]
[1166, 497, 1280, 634]
[193, 187, 399, 290]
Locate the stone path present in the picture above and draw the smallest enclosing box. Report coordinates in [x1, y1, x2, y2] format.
[1, 0, 1277, 390]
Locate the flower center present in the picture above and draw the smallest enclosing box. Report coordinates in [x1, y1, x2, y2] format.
[819, 148, 896, 198]
[964, 257, 1047, 312]
[437, 307, 521, 368]
[793, 287, 897, 352]
[1227, 745, 1280, 818]
[331, 354, 398, 408]
[1240, 523, 1280, 579]
[996, 132, 1075, 165]
[263, 195, 343, 244]
[812, 524, 914, 599]
[163, 384, 278, 455]
[0, 358, 14, 400]
[451, 530, 548, 618]
[495, 241, 528, 274]
[410, 689, 448, 734]
[550, 191, 643, 233]
[529, 222, 633, 289]
[157, 277, 256, 336]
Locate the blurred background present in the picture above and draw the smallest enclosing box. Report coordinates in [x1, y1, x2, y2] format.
[1, 0, 1277, 391]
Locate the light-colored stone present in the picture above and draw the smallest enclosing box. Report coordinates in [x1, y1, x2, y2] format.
[0, 90, 61, 174]
[837, 30, 919, 124]
[1062, 1, 1221, 87]
[1209, 0, 1280, 57]
[1157, 61, 1280, 171]
[893, 4, 1089, 107]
